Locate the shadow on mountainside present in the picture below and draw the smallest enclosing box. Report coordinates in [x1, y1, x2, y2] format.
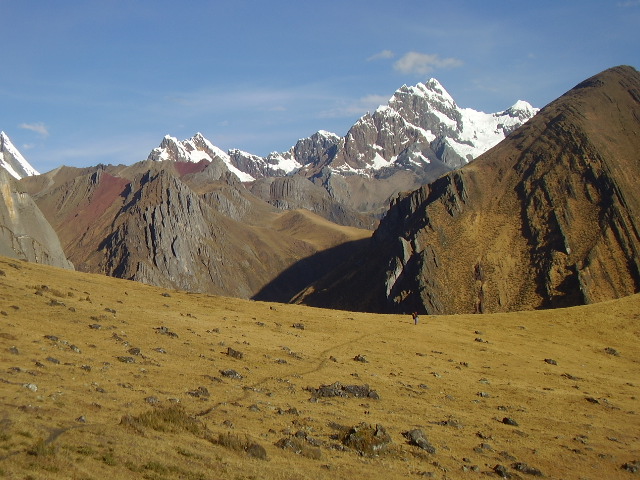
[251, 237, 372, 304]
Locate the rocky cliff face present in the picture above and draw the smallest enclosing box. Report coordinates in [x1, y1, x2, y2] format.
[98, 169, 261, 296]
[0, 169, 72, 269]
[294, 66, 640, 314]
[248, 175, 376, 229]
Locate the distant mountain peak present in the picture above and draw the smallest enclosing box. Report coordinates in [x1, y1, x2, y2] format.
[393, 78, 458, 111]
[0, 131, 39, 179]
[147, 133, 255, 182]
[502, 100, 538, 119]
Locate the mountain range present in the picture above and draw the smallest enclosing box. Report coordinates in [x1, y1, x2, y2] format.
[294, 65, 640, 314]
[2, 66, 639, 315]
[146, 79, 538, 222]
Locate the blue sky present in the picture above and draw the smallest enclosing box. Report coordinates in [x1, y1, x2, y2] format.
[1, 0, 639, 174]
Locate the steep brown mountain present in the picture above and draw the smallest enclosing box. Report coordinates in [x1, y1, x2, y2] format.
[20, 161, 371, 300]
[294, 65, 640, 314]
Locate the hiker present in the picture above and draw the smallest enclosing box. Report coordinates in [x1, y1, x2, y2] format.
[412, 311, 419, 325]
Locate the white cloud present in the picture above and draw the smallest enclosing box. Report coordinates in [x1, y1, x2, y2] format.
[367, 49, 395, 61]
[319, 94, 390, 118]
[19, 122, 50, 137]
[617, 0, 640, 6]
[393, 52, 463, 75]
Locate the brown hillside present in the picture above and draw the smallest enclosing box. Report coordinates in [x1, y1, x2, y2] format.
[20, 162, 372, 301]
[0, 256, 638, 479]
[295, 65, 640, 315]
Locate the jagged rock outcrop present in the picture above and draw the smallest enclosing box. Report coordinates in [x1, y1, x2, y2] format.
[0, 169, 73, 269]
[99, 169, 258, 295]
[293, 66, 640, 314]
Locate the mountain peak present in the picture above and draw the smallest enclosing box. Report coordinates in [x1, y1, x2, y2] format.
[0, 131, 39, 179]
[424, 77, 445, 91]
[391, 78, 457, 111]
[147, 133, 255, 182]
[502, 100, 539, 119]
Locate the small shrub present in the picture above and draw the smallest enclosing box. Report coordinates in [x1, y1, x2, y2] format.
[102, 449, 117, 466]
[215, 433, 267, 460]
[144, 461, 169, 474]
[176, 447, 203, 459]
[120, 405, 203, 435]
[274, 437, 322, 460]
[76, 445, 96, 456]
[27, 439, 56, 457]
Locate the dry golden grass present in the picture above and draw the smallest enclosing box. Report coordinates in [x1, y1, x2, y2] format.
[0, 256, 638, 479]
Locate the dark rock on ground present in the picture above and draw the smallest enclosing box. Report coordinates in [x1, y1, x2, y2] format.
[155, 326, 178, 338]
[512, 462, 544, 476]
[307, 381, 379, 399]
[341, 423, 392, 456]
[187, 386, 210, 398]
[403, 428, 436, 454]
[226, 347, 243, 359]
[622, 460, 640, 473]
[493, 464, 510, 478]
[220, 369, 243, 379]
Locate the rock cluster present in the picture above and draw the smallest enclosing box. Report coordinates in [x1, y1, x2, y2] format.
[306, 382, 380, 400]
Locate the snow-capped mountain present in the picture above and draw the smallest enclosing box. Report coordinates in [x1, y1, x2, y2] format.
[326, 78, 538, 174]
[147, 133, 254, 182]
[0, 131, 39, 179]
[146, 78, 537, 219]
[228, 78, 538, 180]
[148, 79, 537, 184]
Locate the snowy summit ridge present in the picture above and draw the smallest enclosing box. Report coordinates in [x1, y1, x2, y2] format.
[147, 133, 254, 182]
[146, 77, 538, 183]
[0, 131, 40, 180]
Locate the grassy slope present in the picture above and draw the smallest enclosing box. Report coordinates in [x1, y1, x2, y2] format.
[0, 256, 638, 479]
